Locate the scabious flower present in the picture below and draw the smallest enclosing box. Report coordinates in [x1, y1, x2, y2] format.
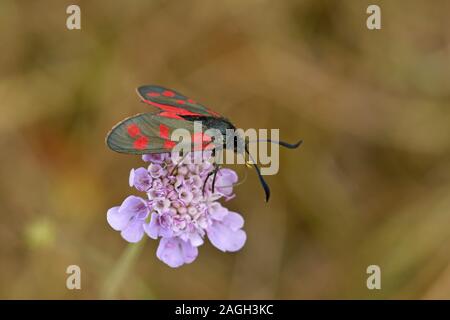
[107, 152, 246, 268]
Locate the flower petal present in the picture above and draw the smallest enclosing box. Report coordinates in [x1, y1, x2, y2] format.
[148, 163, 166, 178]
[223, 211, 244, 230]
[207, 212, 246, 252]
[215, 169, 238, 196]
[180, 239, 198, 264]
[153, 198, 171, 213]
[144, 212, 160, 239]
[142, 153, 168, 163]
[156, 237, 198, 268]
[208, 202, 228, 221]
[119, 195, 149, 219]
[144, 212, 173, 239]
[107, 206, 131, 231]
[129, 168, 135, 187]
[120, 218, 145, 243]
[189, 231, 204, 247]
[130, 167, 152, 192]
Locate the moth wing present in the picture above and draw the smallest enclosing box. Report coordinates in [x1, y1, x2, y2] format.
[106, 113, 215, 154]
[136, 85, 222, 118]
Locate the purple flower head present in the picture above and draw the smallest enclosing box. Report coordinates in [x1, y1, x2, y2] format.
[107, 151, 246, 268]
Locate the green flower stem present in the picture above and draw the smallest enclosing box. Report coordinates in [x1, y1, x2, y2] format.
[101, 238, 146, 299]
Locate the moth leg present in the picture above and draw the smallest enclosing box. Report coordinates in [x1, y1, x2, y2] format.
[170, 151, 190, 176]
[202, 171, 214, 195]
[202, 163, 220, 195]
[211, 163, 220, 193]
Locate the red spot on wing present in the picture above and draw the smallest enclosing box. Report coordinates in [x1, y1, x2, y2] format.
[192, 132, 212, 143]
[127, 124, 141, 137]
[159, 124, 169, 139]
[143, 99, 201, 116]
[176, 99, 185, 104]
[133, 136, 149, 150]
[162, 90, 175, 97]
[147, 92, 160, 97]
[164, 140, 176, 149]
[187, 99, 195, 104]
[192, 132, 212, 150]
[203, 142, 215, 150]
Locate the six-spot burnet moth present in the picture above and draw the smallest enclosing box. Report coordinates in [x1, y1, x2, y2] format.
[106, 85, 302, 201]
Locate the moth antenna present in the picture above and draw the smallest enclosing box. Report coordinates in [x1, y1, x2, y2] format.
[245, 147, 270, 202]
[248, 139, 303, 149]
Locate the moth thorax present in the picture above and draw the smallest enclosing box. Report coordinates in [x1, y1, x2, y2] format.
[224, 130, 245, 154]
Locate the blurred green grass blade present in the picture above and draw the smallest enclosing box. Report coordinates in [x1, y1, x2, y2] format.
[101, 238, 146, 299]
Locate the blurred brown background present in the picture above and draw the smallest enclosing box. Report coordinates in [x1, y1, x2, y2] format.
[1, 0, 450, 299]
